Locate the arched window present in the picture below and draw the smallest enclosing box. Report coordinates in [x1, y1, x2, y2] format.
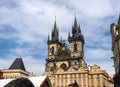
[51, 47, 54, 55]
[60, 63, 67, 71]
[75, 61, 77, 65]
[74, 43, 77, 52]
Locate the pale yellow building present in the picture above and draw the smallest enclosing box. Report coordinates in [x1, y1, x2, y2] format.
[2, 58, 34, 79]
[44, 17, 113, 87]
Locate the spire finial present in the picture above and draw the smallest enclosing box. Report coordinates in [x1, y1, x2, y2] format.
[54, 15, 56, 25]
[55, 15, 56, 21]
[75, 12, 76, 18]
[54, 16, 57, 29]
[74, 12, 77, 28]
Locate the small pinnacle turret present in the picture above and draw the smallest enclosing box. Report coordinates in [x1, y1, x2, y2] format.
[68, 32, 70, 38]
[47, 34, 50, 42]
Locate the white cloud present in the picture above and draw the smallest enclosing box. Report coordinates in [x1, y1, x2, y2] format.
[0, 58, 13, 69]
[23, 57, 45, 75]
[0, 0, 120, 76]
[66, 0, 114, 19]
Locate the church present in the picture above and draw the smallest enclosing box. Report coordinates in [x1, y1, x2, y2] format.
[44, 17, 113, 87]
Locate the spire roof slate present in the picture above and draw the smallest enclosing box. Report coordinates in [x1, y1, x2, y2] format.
[9, 58, 26, 71]
[51, 20, 59, 42]
[69, 16, 84, 43]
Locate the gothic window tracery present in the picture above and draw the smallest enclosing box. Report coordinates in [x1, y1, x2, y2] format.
[74, 43, 77, 52]
[51, 47, 54, 55]
[60, 63, 67, 71]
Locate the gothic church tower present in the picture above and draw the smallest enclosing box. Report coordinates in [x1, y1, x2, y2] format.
[44, 17, 87, 86]
[47, 20, 60, 60]
[68, 17, 84, 59]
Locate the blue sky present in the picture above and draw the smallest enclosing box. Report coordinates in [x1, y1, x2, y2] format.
[0, 0, 120, 76]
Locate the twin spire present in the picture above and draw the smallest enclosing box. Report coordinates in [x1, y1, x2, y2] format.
[48, 14, 120, 44]
[48, 16, 84, 44]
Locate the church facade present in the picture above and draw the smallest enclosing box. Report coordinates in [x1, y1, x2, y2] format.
[44, 17, 113, 87]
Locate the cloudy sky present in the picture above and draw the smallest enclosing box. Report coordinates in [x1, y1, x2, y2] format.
[0, 0, 120, 76]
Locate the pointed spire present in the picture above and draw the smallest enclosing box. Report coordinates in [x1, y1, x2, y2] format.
[51, 16, 59, 42]
[74, 16, 78, 29]
[54, 16, 57, 30]
[60, 37, 63, 43]
[78, 24, 81, 33]
[68, 32, 70, 37]
[118, 14, 120, 25]
[48, 34, 50, 40]
[47, 34, 50, 43]
[68, 16, 84, 43]
[72, 15, 80, 37]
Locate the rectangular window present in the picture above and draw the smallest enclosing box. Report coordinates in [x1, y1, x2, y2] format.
[70, 74, 72, 79]
[79, 80, 81, 84]
[57, 75, 59, 83]
[83, 74, 85, 78]
[70, 80, 72, 83]
[97, 75, 100, 86]
[65, 79, 67, 84]
[74, 74, 76, 80]
[65, 75, 67, 79]
[61, 75, 63, 79]
[91, 75, 94, 87]
[83, 78, 86, 85]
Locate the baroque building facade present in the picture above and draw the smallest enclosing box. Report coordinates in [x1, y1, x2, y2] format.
[110, 15, 120, 86]
[44, 17, 113, 87]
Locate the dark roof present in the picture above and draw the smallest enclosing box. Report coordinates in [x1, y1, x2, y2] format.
[9, 58, 26, 71]
[47, 20, 59, 44]
[51, 20, 59, 42]
[68, 81, 79, 87]
[4, 78, 34, 87]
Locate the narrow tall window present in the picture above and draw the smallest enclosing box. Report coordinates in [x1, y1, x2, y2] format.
[97, 75, 100, 86]
[51, 47, 54, 55]
[74, 43, 77, 52]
